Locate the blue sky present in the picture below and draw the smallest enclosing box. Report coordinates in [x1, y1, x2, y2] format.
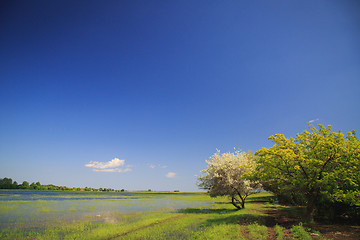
[1, 0, 359, 191]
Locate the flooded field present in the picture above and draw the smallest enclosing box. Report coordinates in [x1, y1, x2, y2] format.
[0, 190, 211, 230]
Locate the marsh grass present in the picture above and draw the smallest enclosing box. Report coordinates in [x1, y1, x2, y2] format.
[0, 192, 215, 239]
[1, 191, 336, 239]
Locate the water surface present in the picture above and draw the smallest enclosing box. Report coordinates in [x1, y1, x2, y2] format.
[0, 190, 211, 229]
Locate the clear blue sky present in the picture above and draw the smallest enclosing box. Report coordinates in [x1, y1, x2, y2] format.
[1, 0, 359, 192]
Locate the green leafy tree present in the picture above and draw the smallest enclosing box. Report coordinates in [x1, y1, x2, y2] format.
[197, 150, 260, 209]
[21, 181, 30, 189]
[255, 124, 360, 221]
[0, 178, 13, 189]
[30, 182, 37, 189]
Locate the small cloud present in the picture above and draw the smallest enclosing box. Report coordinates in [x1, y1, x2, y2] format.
[309, 118, 319, 123]
[148, 164, 167, 169]
[93, 167, 132, 173]
[166, 172, 176, 178]
[85, 158, 131, 173]
[85, 158, 124, 169]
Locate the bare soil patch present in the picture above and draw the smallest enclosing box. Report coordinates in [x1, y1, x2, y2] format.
[312, 223, 360, 240]
[262, 206, 360, 240]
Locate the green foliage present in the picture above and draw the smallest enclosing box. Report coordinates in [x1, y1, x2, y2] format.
[0, 177, 124, 192]
[254, 124, 360, 220]
[0, 177, 15, 189]
[21, 181, 30, 188]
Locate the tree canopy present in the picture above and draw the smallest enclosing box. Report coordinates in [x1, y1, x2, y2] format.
[197, 150, 259, 209]
[254, 124, 360, 221]
[0, 177, 122, 192]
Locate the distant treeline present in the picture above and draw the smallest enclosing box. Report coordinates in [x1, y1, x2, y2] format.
[0, 177, 125, 192]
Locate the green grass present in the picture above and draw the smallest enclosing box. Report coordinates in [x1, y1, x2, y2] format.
[275, 224, 285, 240]
[0, 192, 216, 239]
[248, 223, 268, 240]
[0, 193, 257, 239]
[290, 223, 312, 240]
[0, 191, 336, 239]
[194, 224, 244, 240]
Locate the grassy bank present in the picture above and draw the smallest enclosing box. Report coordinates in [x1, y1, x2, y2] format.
[1, 192, 356, 239]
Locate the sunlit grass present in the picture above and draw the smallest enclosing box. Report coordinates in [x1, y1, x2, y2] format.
[248, 223, 268, 240]
[194, 224, 244, 240]
[275, 224, 285, 240]
[290, 223, 312, 240]
[0, 191, 335, 239]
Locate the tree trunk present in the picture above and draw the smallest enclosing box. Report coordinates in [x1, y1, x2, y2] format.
[237, 192, 246, 209]
[305, 195, 317, 223]
[305, 203, 315, 223]
[240, 199, 245, 209]
[231, 196, 241, 209]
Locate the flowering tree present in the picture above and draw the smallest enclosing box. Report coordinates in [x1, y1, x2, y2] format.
[197, 150, 259, 209]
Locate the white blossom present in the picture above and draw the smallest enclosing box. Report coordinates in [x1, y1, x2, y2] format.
[197, 150, 259, 209]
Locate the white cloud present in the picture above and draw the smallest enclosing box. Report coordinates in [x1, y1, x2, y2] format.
[166, 172, 176, 178]
[309, 118, 319, 123]
[85, 158, 131, 173]
[85, 158, 125, 169]
[148, 164, 167, 169]
[93, 167, 132, 173]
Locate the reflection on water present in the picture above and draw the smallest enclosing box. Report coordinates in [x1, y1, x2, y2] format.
[0, 191, 210, 229]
